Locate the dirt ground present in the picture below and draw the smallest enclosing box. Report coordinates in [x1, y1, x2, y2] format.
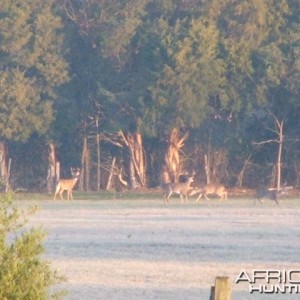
[25, 196, 300, 300]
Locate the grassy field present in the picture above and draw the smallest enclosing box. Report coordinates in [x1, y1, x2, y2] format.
[20, 192, 300, 300]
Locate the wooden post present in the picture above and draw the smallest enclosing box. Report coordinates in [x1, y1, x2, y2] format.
[210, 276, 231, 300]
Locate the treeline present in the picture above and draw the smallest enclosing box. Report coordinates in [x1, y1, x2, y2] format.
[0, 0, 299, 192]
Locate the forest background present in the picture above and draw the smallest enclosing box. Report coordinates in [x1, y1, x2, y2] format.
[0, 0, 299, 193]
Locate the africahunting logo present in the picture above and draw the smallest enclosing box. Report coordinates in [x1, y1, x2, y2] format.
[235, 269, 300, 294]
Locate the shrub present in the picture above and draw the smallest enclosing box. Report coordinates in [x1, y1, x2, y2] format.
[0, 193, 66, 299]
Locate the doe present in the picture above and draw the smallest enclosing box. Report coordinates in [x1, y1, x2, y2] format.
[54, 168, 80, 200]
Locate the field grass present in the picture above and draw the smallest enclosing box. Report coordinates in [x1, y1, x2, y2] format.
[19, 192, 300, 300]
[14, 189, 163, 201]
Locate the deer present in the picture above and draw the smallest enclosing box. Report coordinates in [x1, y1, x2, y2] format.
[190, 183, 228, 202]
[163, 175, 194, 204]
[54, 168, 80, 200]
[254, 186, 287, 206]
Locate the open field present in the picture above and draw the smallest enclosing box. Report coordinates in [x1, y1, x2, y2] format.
[22, 193, 300, 300]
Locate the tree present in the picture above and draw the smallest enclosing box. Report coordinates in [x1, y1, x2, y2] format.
[253, 111, 285, 189]
[5, 0, 298, 190]
[147, 16, 227, 133]
[58, 0, 152, 189]
[0, 193, 65, 299]
[0, 0, 69, 189]
[247, 0, 299, 186]
[162, 128, 189, 183]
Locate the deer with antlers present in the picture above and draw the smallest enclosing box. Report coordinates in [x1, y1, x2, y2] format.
[54, 168, 80, 200]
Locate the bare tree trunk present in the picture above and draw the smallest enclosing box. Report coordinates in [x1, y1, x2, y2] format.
[96, 116, 101, 191]
[119, 131, 146, 188]
[236, 154, 252, 187]
[56, 161, 61, 181]
[204, 149, 228, 184]
[0, 141, 9, 192]
[46, 143, 56, 194]
[276, 119, 284, 190]
[6, 158, 11, 193]
[294, 163, 300, 187]
[204, 154, 210, 184]
[163, 128, 189, 183]
[117, 168, 128, 188]
[106, 157, 116, 190]
[129, 159, 138, 188]
[80, 136, 90, 191]
[254, 112, 284, 189]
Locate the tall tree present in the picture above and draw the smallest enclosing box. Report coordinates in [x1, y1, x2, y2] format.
[198, 0, 300, 187]
[60, 0, 151, 188]
[0, 0, 69, 188]
[150, 17, 227, 130]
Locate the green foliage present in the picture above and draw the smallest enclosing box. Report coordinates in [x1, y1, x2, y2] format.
[146, 16, 227, 133]
[1, 0, 299, 188]
[0, 0, 69, 141]
[0, 193, 66, 299]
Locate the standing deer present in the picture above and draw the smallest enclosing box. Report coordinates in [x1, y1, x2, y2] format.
[54, 168, 80, 200]
[191, 183, 228, 202]
[163, 175, 194, 203]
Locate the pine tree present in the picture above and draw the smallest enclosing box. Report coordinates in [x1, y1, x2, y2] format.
[0, 0, 69, 141]
[0, 193, 66, 299]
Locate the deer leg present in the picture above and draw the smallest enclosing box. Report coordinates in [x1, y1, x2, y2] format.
[163, 192, 169, 203]
[54, 185, 60, 200]
[179, 193, 184, 204]
[165, 191, 172, 203]
[195, 193, 203, 203]
[185, 194, 188, 203]
[204, 194, 210, 201]
[181, 193, 188, 204]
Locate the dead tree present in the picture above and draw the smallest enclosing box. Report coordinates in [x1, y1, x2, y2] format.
[118, 131, 146, 189]
[254, 112, 284, 190]
[163, 128, 189, 184]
